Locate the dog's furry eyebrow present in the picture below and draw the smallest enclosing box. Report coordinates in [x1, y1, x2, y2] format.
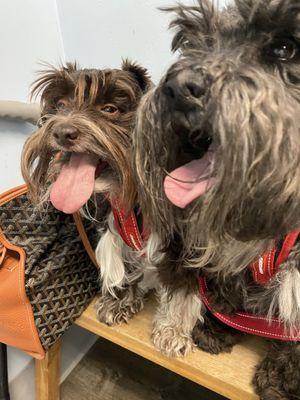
[114, 77, 138, 102]
[161, 0, 300, 55]
[30, 62, 77, 101]
[95, 71, 141, 104]
[75, 70, 101, 106]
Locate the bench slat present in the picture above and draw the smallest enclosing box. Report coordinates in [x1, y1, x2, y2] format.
[75, 297, 266, 400]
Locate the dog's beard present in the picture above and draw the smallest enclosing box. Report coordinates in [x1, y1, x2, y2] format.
[22, 113, 134, 213]
[189, 68, 300, 246]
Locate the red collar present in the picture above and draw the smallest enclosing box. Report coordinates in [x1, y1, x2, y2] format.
[110, 199, 148, 251]
[199, 230, 300, 341]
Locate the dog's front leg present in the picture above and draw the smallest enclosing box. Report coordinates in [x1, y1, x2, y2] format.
[152, 284, 204, 357]
[95, 215, 146, 325]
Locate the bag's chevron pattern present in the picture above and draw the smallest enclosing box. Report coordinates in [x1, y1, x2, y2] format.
[0, 194, 104, 350]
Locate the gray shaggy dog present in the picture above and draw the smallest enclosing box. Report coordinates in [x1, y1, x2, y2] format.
[133, 0, 300, 399]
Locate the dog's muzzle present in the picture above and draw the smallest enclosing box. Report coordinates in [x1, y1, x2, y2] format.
[162, 70, 204, 112]
[161, 70, 212, 158]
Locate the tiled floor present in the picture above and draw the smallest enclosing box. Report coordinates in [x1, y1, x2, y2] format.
[62, 337, 226, 400]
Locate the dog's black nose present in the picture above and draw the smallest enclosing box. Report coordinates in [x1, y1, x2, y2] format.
[53, 125, 79, 146]
[162, 76, 204, 110]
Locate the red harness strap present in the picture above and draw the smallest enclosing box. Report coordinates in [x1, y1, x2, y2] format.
[110, 199, 147, 251]
[111, 199, 300, 340]
[199, 230, 300, 341]
[249, 231, 300, 285]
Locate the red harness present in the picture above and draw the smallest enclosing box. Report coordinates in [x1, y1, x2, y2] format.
[199, 230, 300, 341]
[110, 199, 300, 341]
[110, 199, 148, 251]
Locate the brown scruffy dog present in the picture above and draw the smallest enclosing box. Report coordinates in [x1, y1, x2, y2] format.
[21, 61, 153, 325]
[133, 1, 300, 398]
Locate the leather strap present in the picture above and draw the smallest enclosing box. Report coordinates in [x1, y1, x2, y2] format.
[72, 212, 99, 269]
[0, 244, 7, 265]
[275, 230, 300, 268]
[249, 246, 276, 285]
[110, 198, 147, 252]
[0, 184, 28, 206]
[199, 276, 300, 341]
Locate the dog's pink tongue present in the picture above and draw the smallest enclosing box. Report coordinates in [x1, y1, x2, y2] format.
[50, 153, 98, 214]
[164, 151, 215, 209]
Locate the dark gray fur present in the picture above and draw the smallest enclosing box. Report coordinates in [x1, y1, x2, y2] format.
[133, 1, 300, 398]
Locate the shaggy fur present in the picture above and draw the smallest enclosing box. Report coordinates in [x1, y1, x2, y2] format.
[95, 213, 162, 325]
[133, 0, 300, 398]
[21, 61, 155, 325]
[22, 61, 150, 208]
[152, 286, 203, 357]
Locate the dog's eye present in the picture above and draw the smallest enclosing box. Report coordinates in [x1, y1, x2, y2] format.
[102, 105, 118, 114]
[265, 39, 297, 61]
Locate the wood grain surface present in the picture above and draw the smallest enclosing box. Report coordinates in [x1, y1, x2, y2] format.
[76, 297, 267, 400]
[35, 339, 61, 400]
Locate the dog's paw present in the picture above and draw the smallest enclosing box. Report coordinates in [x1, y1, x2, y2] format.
[192, 317, 241, 355]
[152, 324, 195, 357]
[95, 294, 144, 326]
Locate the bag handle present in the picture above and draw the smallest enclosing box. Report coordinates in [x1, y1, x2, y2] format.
[72, 212, 99, 269]
[0, 243, 7, 267]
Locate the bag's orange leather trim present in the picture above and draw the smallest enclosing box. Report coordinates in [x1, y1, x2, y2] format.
[73, 212, 99, 269]
[0, 184, 28, 206]
[0, 184, 45, 359]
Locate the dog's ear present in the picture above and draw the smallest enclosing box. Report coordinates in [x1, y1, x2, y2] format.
[122, 59, 152, 93]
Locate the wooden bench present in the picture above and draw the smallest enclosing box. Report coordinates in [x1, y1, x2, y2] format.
[36, 297, 267, 400]
[0, 101, 265, 399]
